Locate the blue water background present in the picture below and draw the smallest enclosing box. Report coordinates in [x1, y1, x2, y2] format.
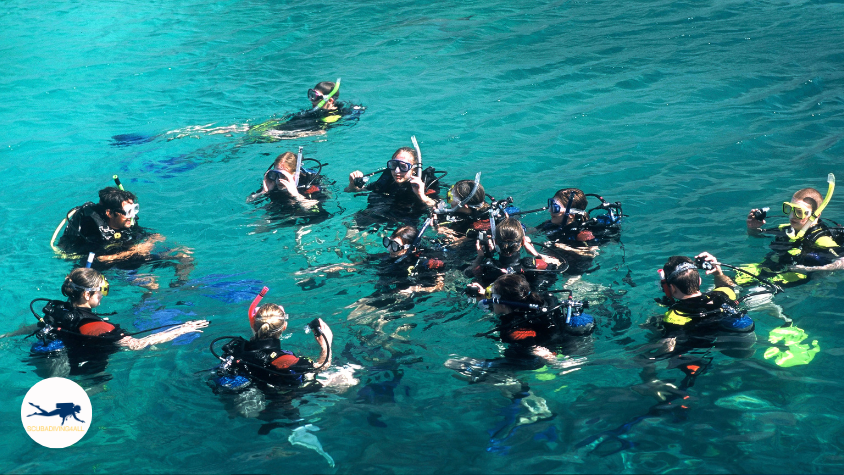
[2, 0, 844, 472]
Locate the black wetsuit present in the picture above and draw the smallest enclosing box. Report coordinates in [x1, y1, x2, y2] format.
[58, 202, 147, 259]
[353, 168, 442, 228]
[255, 169, 333, 225]
[219, 337, 317, 389]
[30, 300, 126, 377]
[469, 252, 558, 290]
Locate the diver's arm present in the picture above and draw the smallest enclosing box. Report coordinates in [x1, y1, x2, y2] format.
[695, 252, 737, 289]
[312, 319, 333, 370]
[790, 257, 844, 273]
[117, 320, 209, 350]
[409, 175, 437, 207]
[96, 234, 166, 263]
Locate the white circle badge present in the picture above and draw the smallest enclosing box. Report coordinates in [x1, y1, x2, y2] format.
[21, 377, 91, 448]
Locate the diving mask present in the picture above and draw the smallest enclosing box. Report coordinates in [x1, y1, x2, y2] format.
[383, 237, 410, 253]
[782, 201, 812, 220]
[116, 202, 139, 220]
[266, 169, 287, 182]
[69, 276, 110, 296]
[548, 198, 586, 215]
[386, 160, 413, 173]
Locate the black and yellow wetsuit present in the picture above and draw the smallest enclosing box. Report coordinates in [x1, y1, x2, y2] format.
[737, 222, 844, 287]
[246, 101, 365, 143]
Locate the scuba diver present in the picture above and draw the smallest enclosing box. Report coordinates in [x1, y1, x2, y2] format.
[52, 180, 195, 288]
[373, 222, 447, 295]
[246, 149, 333, 225]
[647, 252, 756, 358]
[744, 173, 844, 286]
[345, 137, 446, 227]
[466, 217, 565, 291]
[209, 291, 333, 394]
[245, 79, 365, 142]
[533, 188, 623, 274]
[449, 274, 595, 451]
[28, 267, 209, 378]
[432, 175, 492, 241]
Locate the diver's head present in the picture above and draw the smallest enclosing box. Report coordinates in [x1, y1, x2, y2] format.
[385, 226, 418, 258]
[252, 303, 288, 340]
[448, 180, 486, 213]
[549, 188, 587, 225]
[265, 152, 298, 186]
[62, 268, 109, 308]
[495, 218, 524, 257]
[785, 188, 823, 231]
[309, 81, 339, 110]
[388, 147, 417, 184]
[491, 274, 543, 314]
[662, 256, 701, 298]
[99, 187, 138, 230]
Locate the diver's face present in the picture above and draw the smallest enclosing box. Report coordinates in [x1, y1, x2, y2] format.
[389, 237, 408, 259]
[788, 199, 813, 231]
[106, 200, 136, 230]
[390, 151, 415, 184]
[549, 199, 571, 225]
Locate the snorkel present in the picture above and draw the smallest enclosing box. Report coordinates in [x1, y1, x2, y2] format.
[85, 252, 95, 268]
[248, 286, 269, 328]
[312, 78, 341, 111]
[438, 172, 482, 215]
[396, 217, 434, 263]
[812, 173, 835, 220]
[294, 146, 304, 188]
[411, 135, 422, 178]
[113, 175, 124, 191]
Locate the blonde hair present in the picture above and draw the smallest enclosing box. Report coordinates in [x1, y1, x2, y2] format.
[272, 152, 298, 174]
[792, 188, 824, 214]
[251, 303, 287, 340]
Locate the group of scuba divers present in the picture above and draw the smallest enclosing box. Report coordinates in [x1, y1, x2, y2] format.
[29, 80, 844, 419]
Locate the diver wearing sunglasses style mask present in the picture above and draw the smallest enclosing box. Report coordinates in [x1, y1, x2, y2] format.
[745, 174, 844, 276]
[246, 151, 326, 215]
[345, 146, 442, 213]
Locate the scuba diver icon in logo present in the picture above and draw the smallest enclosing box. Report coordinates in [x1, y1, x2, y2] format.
[26, 402, 85, 426]
[21, 377, 91, 448]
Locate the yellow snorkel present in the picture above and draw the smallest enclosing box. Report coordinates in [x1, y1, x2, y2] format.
[811, 173, 835, 220]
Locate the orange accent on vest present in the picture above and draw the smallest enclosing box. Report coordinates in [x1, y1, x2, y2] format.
[686, 365, 700, 374]
[577, 230, 595, 241]
[535, 259, 548, 270]
[79, 321, 116, 336]
[509, 329, 537, 340]
[472, 220, 491, 231]
[271, 354, 300, 369]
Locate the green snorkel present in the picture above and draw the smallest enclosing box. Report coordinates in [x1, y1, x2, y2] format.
[113, 174, 125, 191]
[312, 78, 341, 111]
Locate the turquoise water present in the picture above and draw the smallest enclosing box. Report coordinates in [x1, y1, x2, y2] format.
[2, 0, 844, 472]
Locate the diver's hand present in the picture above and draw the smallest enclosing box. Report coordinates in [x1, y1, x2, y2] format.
[747, 209, 765, 231]
[466, 282, 485, 298]
[409, 175, 436, 207]
[346, 170, 364, 192]
[539, 254, 561, 266]
[694, 252, 723, 275]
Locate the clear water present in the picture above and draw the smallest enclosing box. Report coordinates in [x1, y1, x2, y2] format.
[3, 0, 844, 472]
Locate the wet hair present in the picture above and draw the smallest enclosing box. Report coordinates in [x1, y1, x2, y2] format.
[272, 152, 298, 174]
[451, 180, 487, 209]
[792, 188, 823, 214]
[663, 256, 700, 295]
[391, 225, 419, 244]
[553, 188, 588, 211]
[98, 187, 137, 214]
[492, 274, 544, 307]
[61, 268, 105, 303]
[313, 81, 339, 100]
[252, 304, 288, 340]
[495, 218, 524, 254]
[391, 147, 418, 164]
